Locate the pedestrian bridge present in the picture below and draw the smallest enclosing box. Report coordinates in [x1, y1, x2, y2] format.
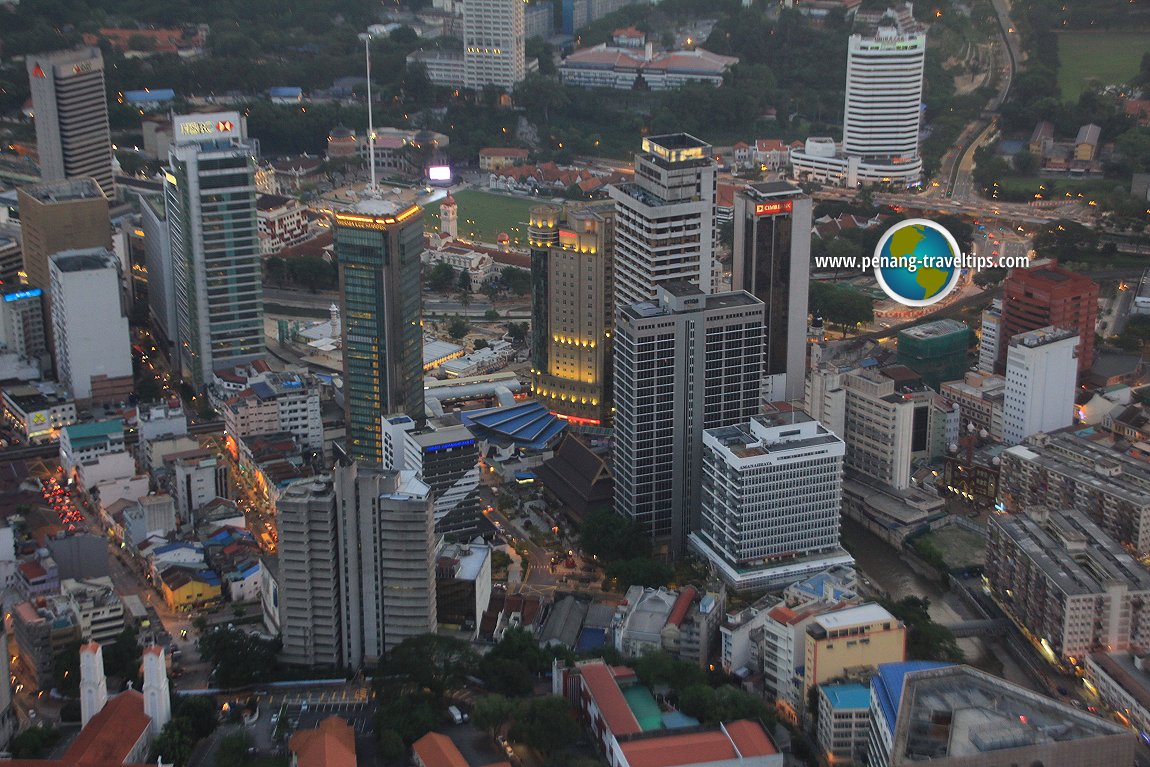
[941, 618, 1011, 638]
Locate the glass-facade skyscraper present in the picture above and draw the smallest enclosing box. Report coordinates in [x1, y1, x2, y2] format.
[165, 111, 263, 388]
[334, 201, 425, 464]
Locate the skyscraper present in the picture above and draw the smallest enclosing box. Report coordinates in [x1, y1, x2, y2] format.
[17, 178, 110, 362]
[463, 0, 526, 90]
[49, 248, 132, 404]
[529, 203, 615, 426]
[610, 134, 717, 309]
[165, 112, 263, 388]
[690, 410, 851, 592]
[26, 47, 114, 199]
[732, 182, 812, 402]
[333, 200, 425, 463]
[998, 262, 1098, 375]
[1002, 326, 1078, 446]
[613, 284, 765, 556]
[336, 458, 436, 667]
[790, 6, 926, 187]
[276, 477, 343, 668]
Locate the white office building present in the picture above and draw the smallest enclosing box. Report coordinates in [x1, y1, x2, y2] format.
[610, 134, 717, 309]
[977, 298, 1003, 373]
[614, 284, 765, 556]
[48, 249, 132, 403]
[791, 7, 926, 188]
[1002, 326, 1078, 446]
[26, 47, 114, 198]
[336, 460, 437, 668]
[165, 112, 263, 388]
[220, 372, 323, 450]
[463, 0, 526, 90]
[690, 411, 852, 591]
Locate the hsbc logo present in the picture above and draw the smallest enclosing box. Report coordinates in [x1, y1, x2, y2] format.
[217, 120, 234, 132]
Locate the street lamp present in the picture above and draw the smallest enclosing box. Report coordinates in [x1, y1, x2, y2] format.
[358, 31, 378, 193]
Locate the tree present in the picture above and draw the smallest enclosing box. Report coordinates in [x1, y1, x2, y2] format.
[506, 322, 528, 343]
[151, 719, 196, 767]
[265, 256, 287, 286]
[217, 731, 253, 767]
[509, 697, 579, 755]
[474, 339, 489, 350]
[480, 656, 535, 696]
[501, 267, 531, 296]
[882, 597, 964, 662]
[380, 634, 480, 701]
[484, 309, 501, 321]
[472, 694, 521, 740]
[286, 256, 337, 292]
[379, 729, 407, 763]
[197, 627, 281, 688]
[579, 509, 650, 561]
[447, 315, 470, 339]
[11, 727, 61, 759]
[375, 693, 441, 744]
[173, 694, 220, 740]
[604, 558, 673, 591]
[1013, 149, 1039, 176]
[973, 266, 1007, 287]
[458, 269, 472, 292]
[428, 262, 457, 292]
[634, 651, 707, 692]
[809, 282, 873, 336]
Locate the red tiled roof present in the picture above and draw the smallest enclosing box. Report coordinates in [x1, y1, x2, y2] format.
[413, 732, 468, 767]
[666, 586, 698, 627]
[290, 715, 357, 767]
[614, 26, 644, 37]
[619, 721, 776, 767]
[581, 662, 642, 736]
[64, 691, 150, 765]
[756, 139, 786, 152]
[18, 560, 47, 580]
[767, 605, 796, 624]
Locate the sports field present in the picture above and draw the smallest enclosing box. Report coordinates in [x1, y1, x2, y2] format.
[424, 189, 539, 246]
[1057, 31, 1150, 101]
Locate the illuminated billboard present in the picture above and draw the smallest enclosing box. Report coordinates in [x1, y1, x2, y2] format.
[754, 200, 793, 217]
[427, 165, 452, 184]
[173, 112, 243, 144]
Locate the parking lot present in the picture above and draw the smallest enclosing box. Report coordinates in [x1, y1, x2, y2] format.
[243, 688, 375, 765]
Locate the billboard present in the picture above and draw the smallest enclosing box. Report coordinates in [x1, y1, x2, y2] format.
[173, 112, 243, 144]
[427, 165, 452, 184]
[754, 200, 793, 217]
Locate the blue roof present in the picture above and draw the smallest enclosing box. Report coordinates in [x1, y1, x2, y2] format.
[821, 683, 871, 711]
[64, 418, 123, 442]
[661, 711, 700, 729]
[462, 401, 567, 451]
[872, 661, 954, 731]
[250, 381, 276, 399]
[575, 626, 606, 653]
[269, 86, 302, 97]
[124, 89, 175, 102]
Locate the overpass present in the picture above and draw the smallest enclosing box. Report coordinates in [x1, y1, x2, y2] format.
[942, 618, 1011, 638]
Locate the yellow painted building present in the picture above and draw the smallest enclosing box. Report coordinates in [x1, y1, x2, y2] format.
[803, 603, 905, 696]
[160, 567, 222, 611]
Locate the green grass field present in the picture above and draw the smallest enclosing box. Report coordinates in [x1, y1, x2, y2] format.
[1058, 31, 1150, 101]
[997, 175, 1119, 199]
[917, 526, 987, 569]
[424, 189, 542, 246]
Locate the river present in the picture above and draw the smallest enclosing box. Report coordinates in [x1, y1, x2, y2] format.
[842, 518, 1041, 691]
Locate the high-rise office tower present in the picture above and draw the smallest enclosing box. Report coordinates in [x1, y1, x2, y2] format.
[1002, 326, 1078, 446]
[333, 200, 425, 463]
[17, 178, 110, 360]
[999, 262, 1098, 375]
[336, 458, 436, 668]
[140, 195, 176, 353]
[841, 21, 925, 175]
[276, 477, 343, 668]
[381, 414, 484, 539]
[610, 134, 717, 309]
[732, 182, 812, 402]
[0, 285, 49, 373]
[529, 203, 615, 426]
[26, 47, 114, 198]
[463, 0, 526, 90]
[165, 112, 262, 388]
[613, 283, 765, 556]
[49, 248, 133, 404]
[790, 6, 925, 187]
[690, 410, 851, 592]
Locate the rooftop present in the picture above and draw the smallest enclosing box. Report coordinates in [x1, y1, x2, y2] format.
[746, 181, 803, 199]
[821, 682, 872, 710]
[618, 720, 778, 767]
[812, 602, 894, 630]
[51, 248, 118, 273]
[1008, 325, 1077, 348]
[18, 177, 106, 204]
[899, 318, 970, 340]
[290, 715, 357, 767]
[580, 661, 643, 736]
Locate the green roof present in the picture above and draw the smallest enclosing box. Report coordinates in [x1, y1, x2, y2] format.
[622, 684, 663, 731]
[64, 419, 124, 449]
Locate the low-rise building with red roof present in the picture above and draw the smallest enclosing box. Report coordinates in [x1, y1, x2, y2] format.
[479, 147, 531, 172]
[290, 715, 357, 767]
[558, 661, 782, 767]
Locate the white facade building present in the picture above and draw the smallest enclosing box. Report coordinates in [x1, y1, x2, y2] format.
[172, 453, 227, 523]
[610, 134, 717, 308]
[977, 298, 1003, 373]
[221, 372, 323, 450]
[1002, 326, 1078, 446]
[690, 411, 852, 591]
[49, 249, 132, 403]
[463, 0, 526, 90]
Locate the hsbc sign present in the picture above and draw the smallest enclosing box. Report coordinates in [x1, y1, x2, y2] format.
[174, 111, 242, 143]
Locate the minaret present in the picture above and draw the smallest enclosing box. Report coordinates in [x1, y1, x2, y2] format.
[142, 646, 171, 737]
[79, 641, 108, 727]
[329, 303, 341, 338]
[440, 193, 458, 240]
